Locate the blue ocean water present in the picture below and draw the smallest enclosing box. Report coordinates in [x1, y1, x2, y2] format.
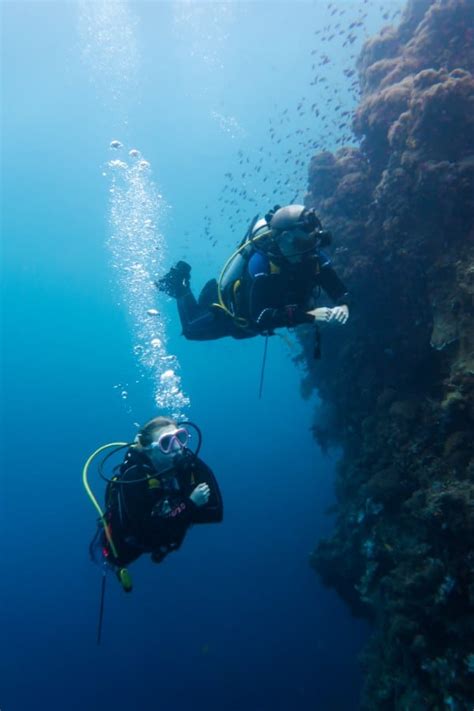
[0, 2, 403, 708]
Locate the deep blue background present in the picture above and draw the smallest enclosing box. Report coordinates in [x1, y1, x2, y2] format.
[0, 2, 406, 708]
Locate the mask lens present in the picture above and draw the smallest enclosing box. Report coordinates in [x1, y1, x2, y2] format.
[278, 229, 315, 259]
[299, 221, 314, 234]
[175, 428, 189, 446]
[158, 434, 173, 453]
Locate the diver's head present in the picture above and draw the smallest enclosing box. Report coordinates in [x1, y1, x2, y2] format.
[269, 204, 331, 263]
[136, 416, 190, 471]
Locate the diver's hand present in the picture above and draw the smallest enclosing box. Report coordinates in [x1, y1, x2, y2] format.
[328, 305, 349, 324]
[190, 483, 210, 507]
[307, 307, 332, 322]
[257, 306, 315, 330]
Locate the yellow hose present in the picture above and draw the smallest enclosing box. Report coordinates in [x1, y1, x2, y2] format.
[82, 442, 128, 561]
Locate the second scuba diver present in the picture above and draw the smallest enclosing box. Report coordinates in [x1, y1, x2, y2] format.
[156, 204, 350, 344]
[87, 416, 223, 590]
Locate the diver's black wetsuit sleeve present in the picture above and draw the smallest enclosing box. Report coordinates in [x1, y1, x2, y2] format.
[248, 275, 315, 332]
[189, 460, 224, 524]
[319, 264, 350, 305]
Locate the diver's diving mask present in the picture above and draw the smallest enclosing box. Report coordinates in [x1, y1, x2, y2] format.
[149, 427, 190, 454]
[273, 208, 332, 261]
[294, 208, 332, 249]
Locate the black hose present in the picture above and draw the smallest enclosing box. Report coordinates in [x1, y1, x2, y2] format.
[259, 335, 269, 399]
[97, 569, 107, 646]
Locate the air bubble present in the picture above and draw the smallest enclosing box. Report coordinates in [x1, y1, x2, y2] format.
[106, 139, 189, 417]
[160, 369, 175, 381]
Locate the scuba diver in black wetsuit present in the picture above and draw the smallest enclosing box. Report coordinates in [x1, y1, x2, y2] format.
[155, 205, 350, 346]
[85, 416, 223, 593]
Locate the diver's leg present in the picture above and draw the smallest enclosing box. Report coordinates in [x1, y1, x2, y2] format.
[177, 291, 230, 340]
[198, 278, 219, 308]
[156, 263, 230, 340]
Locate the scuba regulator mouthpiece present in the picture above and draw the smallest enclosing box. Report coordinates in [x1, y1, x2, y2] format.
[314, 229, 332, 248]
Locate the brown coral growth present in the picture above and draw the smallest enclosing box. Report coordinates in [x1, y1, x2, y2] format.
[299, 0, 474, 708]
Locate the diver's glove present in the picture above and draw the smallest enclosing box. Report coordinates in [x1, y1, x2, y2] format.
[328, 304, 349, 324]
[155, 261, 191, 299]
[256, 305, 315, 331]
[190, 483, 210, 507]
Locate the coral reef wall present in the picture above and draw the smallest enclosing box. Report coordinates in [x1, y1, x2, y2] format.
[299, 1, 474, 708]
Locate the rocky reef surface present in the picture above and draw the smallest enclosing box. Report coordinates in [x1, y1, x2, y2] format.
[298, 1, 474, 708]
